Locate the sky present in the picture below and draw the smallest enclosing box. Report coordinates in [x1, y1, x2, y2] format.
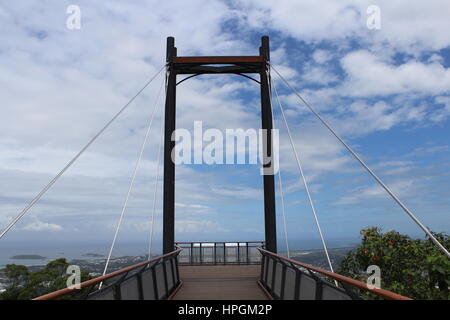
[0, 1, 449, 256]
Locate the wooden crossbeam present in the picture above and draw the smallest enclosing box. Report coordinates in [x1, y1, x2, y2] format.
[171, 56, 264, 64]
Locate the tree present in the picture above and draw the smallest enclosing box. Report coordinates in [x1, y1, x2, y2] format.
[0, 264, 30, 300]
[338, 227, 450, 300]
[0, 258, 93, 300]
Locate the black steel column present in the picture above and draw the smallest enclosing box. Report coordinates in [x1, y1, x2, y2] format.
[163, 37, 177, 254]
[260, 36, 277, 253]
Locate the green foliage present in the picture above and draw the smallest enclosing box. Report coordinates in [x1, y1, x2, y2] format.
[0, 258, 93, 300]
[338, 227, 450, 300]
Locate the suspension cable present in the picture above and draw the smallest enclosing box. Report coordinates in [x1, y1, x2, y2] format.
[271, 64, 450, 259]
[0, 65, 166, 240]
[277, 165, 290, 258]
[99, 78, 165, 288]
[267, 71, 290, 258]
[272, 79, 336, 276]
[147, 69, 170, 258]
[147, 99, 165, 259]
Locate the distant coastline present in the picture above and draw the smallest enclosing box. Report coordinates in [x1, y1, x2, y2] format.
[10, 255, 47, 260]
[82, 253, 104, 258]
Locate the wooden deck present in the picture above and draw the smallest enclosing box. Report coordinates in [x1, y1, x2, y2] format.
[172, 265, 269, 300]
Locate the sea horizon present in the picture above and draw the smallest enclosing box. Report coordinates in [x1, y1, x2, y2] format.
[0, 237, 361, 268]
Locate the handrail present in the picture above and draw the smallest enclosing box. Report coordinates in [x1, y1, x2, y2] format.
[33, 247, 182, 300]
[258, 248, 412, 300]
[177, 241, 264, 265]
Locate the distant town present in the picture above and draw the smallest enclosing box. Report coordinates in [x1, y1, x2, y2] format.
[0, 246, 355, 293]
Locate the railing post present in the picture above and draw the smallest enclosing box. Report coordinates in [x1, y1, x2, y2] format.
[152, 265, 159, 300]
[293, 266, 301, 300]
[237, 243, 240, 264]
[113, 283, 122, 300]
[224, 243, 226, 264]
[169, 257, 176, 290]
[264, 255, 269, 284]
[315, 280, 324, 300]
[136, 272, 144, 300]
[260, 254, 266, 284]
[162, 259, 169, 298]
[280, 263, 287, 300]
[340, 282, 363, 300]
[175, 254, 180, 285]
[306, 269, 324, 300]
[246, 242, 249, 264]
[271, 259, 277, 298]
[79, 284, 96, 300]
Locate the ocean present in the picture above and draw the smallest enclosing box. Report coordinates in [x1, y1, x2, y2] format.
[0, 241, 156, 268]
[0, 238, 360, 268]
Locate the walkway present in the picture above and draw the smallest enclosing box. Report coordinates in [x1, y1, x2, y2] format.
[172, 265, 269, 300]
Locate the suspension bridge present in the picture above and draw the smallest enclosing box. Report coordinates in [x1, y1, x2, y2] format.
[2, 36, 449, 300]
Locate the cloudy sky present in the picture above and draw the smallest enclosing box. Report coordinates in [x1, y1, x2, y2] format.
[1, 1, 450, 256]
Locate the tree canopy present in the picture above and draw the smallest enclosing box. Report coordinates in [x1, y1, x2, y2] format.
[0, 258, 93, 300]
[338, 227, 450, 300]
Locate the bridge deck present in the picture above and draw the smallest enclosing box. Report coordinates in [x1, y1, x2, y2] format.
[172, 265, 269, 300]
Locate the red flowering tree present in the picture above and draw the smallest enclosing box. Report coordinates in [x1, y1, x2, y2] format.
[338, 227, 450, 300]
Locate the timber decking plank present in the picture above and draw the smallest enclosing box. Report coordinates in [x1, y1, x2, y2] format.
[172, 265, 268, 300]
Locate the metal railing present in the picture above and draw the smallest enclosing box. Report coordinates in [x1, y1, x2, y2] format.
[176, 241, 264, 265]
[33, 248, 182, 300]
[258, 248, 412, 300]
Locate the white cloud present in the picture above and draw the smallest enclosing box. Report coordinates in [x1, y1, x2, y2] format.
[382, 166, 416, 176]
[431, 96, 450, 122]
[237, 0, 362, 42]
[175, 219, 229, 233]
[312, 50, 333, 64]
[334, 100, 427, 135]
[1, 1, 449, 245]
[334, 179, 416, 205]
[175, 202, 213, 215]
[340, 50, 450, 97]
[271, 64, 298, 80]
[21, 220, 63, 232]
[211, 185, 262, 200]
[405, 145, 450, 157]
[302, 65, 338, 85]
[374, 160, 415, 169]
[237, 0, 450, 53]
[175, 203, 209, 209]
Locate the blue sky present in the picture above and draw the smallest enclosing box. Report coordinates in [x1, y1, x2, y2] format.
[0, 1, 449, 256]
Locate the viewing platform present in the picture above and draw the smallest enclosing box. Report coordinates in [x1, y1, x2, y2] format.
[33, 241, 411, 301]
[173, 265, 268, 300]
[173, 242, 269, 299]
